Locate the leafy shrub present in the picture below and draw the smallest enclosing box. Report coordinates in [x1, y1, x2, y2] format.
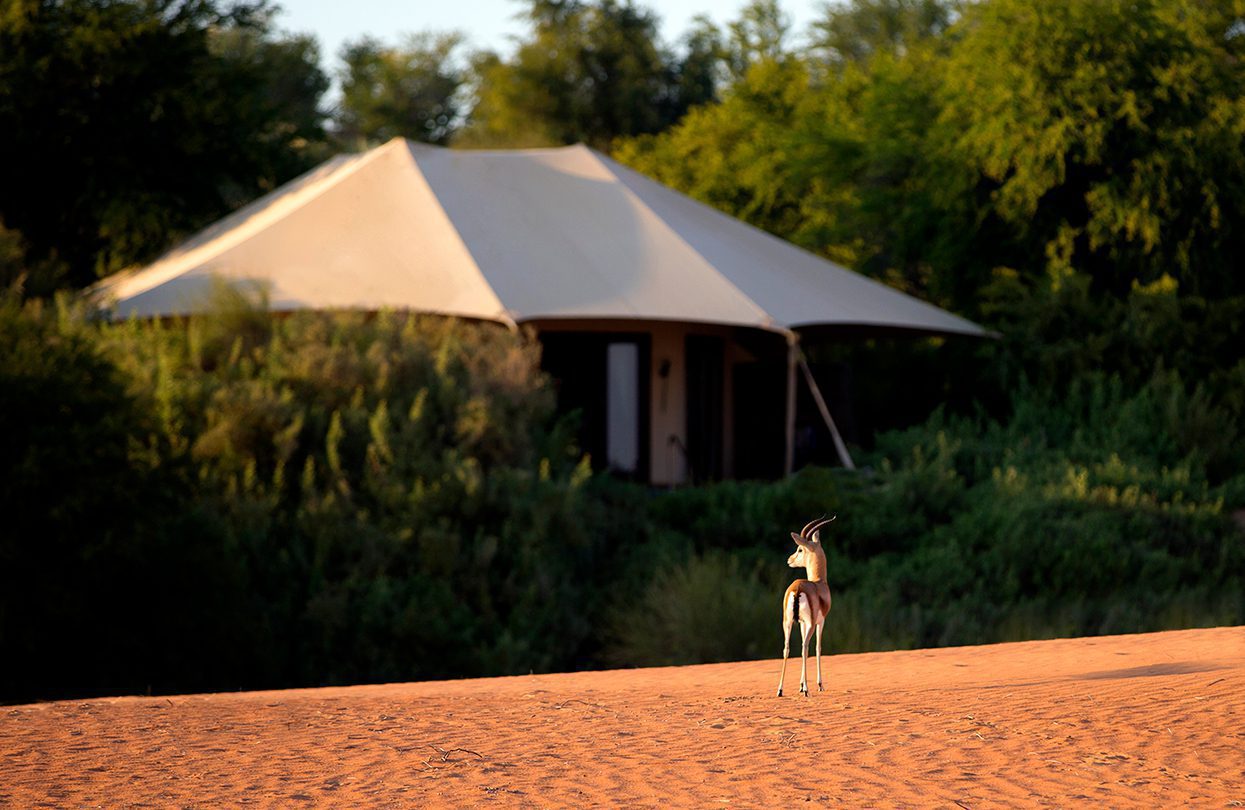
[602, 370, 1245, 667]
[3, 290, 617, 700]
[116, 303, 611, 687]
[607, 551, 777, 667]
[0, 291, 257, 701]
[4, 283, 1243, 700]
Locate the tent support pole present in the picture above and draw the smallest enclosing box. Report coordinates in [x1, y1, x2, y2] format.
[784, 333, 798, 478]
[798, 351, 856, 471]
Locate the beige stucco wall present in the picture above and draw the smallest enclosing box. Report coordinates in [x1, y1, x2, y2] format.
[647, 322, 687, 485]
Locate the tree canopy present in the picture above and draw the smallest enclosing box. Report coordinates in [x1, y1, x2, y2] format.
[457, 0, 703, 149]
[336, 32, 467, 146]
[943, 0, 1245, 298]
[6, 0, 1244, 304]
[617, 0, 1245, 311]
[0, 0, 328, 290]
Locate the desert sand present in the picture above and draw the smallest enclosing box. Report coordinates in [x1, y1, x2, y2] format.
[2, 626, 1242, 808]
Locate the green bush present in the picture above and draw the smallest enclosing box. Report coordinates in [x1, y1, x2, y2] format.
[103, 303, 613, 687]
[2, 290, 618, 699]
[4, 285, 1243, 700]
[0, 291, 257, 701]
[603, 370, 1245, 667]
[607, 551, 777, 667]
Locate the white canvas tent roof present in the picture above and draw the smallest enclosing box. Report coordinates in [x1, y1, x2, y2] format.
[94, 138, 986, 338]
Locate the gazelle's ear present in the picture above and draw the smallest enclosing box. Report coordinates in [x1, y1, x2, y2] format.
[810, 531, 821, 544]
[789, 532, 806, 546]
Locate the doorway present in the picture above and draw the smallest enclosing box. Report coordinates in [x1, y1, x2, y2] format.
[540, 332, 650, 480]
[686, 335, 724, 483]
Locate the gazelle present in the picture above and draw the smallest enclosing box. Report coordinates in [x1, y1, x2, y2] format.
[776, 516, 835, 697]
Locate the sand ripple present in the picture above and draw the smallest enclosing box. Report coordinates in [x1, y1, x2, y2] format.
[2, 627, 1243, 807]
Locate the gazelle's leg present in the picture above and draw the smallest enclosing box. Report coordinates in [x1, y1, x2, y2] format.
[776, 603, 794, 697]
[816, 620, 825, 691]
[799, 620, 812, 696]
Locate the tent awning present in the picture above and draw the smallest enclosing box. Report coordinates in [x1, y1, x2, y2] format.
[93, 138, 988, 339]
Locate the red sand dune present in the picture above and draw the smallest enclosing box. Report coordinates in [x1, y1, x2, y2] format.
[2, 626, 1243, 808]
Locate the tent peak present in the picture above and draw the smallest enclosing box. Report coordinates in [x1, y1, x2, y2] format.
[383, 137, 597, 160]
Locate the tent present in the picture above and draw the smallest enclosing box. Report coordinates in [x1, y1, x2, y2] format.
[95, 138, 988, 483]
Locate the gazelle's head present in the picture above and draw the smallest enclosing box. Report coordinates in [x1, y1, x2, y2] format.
[787, 515, 835, 568]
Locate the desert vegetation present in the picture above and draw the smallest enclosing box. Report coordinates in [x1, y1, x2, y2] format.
[3, 0, 1244, 702]
[2, 287, 1241, 702]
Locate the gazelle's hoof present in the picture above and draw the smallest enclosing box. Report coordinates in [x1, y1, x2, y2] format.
[818, 684, 824, 692]
[776, 689, 783, 697]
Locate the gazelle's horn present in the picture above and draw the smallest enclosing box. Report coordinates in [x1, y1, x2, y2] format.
[806, 515, 836, 538]
[799, 516, 826, 538]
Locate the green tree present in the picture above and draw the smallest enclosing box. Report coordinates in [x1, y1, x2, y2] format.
[724, 0, 793, 79]
[782, 32, 1016, 310]
[211, 24, 332, 178]
[614, 47, 974, 305]
[620, 0, 1245, 311]
[0, 0, 329, 289]
[811, 0, 954, 66]
[942, 0, 1245, 297]
[335, 32, 466, 146]
[672, 15, 725, 113]
[459, 0, 688, 149]
[614, 57, 814, 239]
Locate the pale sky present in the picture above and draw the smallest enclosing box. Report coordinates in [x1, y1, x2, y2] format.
[274, 0, 826, 76]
